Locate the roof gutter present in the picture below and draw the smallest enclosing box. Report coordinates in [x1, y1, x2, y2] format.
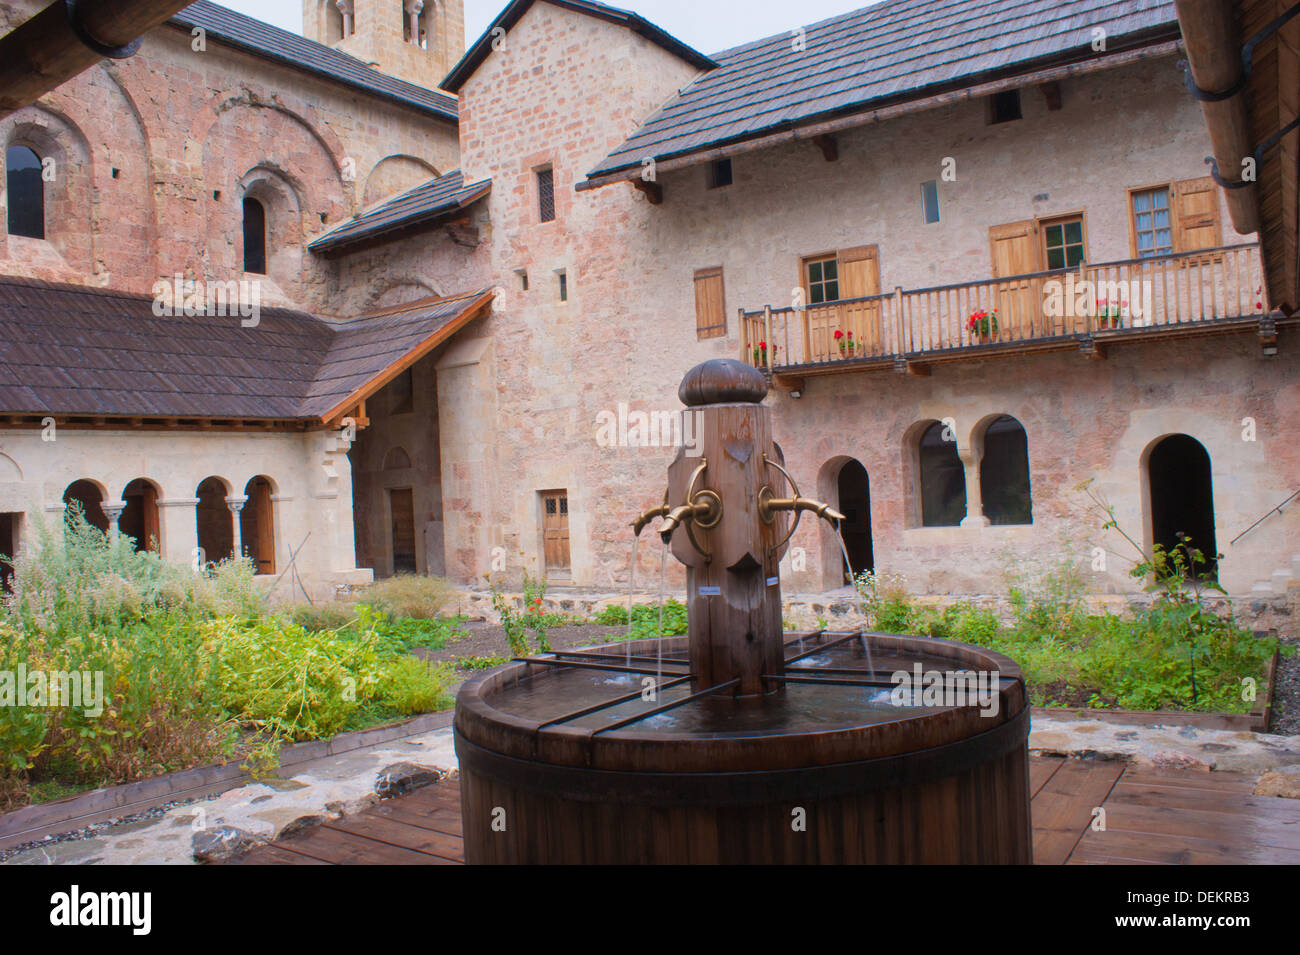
[0, 0, 195, 117]
[578, 38, 1183, 192]
[1173, 0, 1259, 235]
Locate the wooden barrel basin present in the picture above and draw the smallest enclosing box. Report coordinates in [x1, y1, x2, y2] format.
[454, 631, 1032, 864]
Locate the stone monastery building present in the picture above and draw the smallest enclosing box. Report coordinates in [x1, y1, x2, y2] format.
[0, 0, 1297, 604]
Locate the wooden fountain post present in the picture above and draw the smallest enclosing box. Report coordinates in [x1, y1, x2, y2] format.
[664, 360, 792, 696]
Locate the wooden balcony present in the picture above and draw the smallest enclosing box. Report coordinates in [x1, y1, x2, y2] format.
[740, 243, 1278, 378]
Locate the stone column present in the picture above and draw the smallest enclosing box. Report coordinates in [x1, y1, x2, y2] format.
[336, 0, 354, 37]
[957, 445, 989, 529]
[405, 0, 424, 45]
[43, 502, 66, 543]
[226, 495, 248, 559]
[157, 497, 199, 569]
[102, 501, 126, 543]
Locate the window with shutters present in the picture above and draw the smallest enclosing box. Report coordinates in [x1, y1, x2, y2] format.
[693, 267, 726, 339]
[1128, 179, 1222, 258]
[536, 166, 555, 222]
[1039, 214, 1086, 269]
[1129, 186, 1173, 258]
[804, 255, 839, 304]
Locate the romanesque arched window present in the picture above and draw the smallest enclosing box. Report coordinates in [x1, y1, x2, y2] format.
[6, 144, 44, 239]
[243, 197, 266, 274]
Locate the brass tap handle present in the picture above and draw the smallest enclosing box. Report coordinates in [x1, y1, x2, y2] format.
[631, 503, 671, 536]
[658, 491, 723, 540]
[758, 488, 845, 524]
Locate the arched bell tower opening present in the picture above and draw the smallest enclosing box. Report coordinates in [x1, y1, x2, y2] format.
[303, 0, 466, 90]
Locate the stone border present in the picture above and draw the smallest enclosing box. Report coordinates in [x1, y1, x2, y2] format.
[0, 710, 454, 851]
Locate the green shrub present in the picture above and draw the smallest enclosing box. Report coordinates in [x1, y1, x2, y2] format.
[354, 574, 459, 620]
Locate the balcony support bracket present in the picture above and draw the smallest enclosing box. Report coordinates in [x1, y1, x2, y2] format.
[893, 358, 930, 377]
[631, 179, 663, 205]
[1259, 316, 1278, 355]
[1079, 338, 1107, 360]
[812, 134, 838, 162]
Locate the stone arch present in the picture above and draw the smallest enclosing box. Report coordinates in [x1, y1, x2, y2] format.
[905, 419, 966, 528]
[63, 479, 109, 533]
[362, 154, 439, 207]
[815, 454, 873, 588]
[976, 414, 1032, 525]
[238, 164, 305, 285]
[240, 475, 277, 575]
[384, 446, 413, 470]
[0, 107, 94, 269]
[366, 278, 441, 311]
[1142, 433, 1218, 577]
[119, 478, 162, 553]
[195, 476, 234, 564]
[0, 451, 22, 482]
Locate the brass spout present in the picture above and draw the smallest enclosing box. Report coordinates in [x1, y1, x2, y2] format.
[760, 493, 845, 524]
[631, 504, 671, 536]
[658, 490, 723, 543]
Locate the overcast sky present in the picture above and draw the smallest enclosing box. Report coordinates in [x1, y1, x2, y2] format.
[212, 0, 871, 56]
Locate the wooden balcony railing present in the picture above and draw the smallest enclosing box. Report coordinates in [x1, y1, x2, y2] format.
[740, 243, 1269, 373]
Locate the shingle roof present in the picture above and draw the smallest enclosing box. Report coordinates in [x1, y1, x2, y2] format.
[309, 170, 491, 255]
[0, 278, 492, 423]
[170, 1, 458, 121]
[441, 0, 716, 93]
[586, 0, 1179, 180]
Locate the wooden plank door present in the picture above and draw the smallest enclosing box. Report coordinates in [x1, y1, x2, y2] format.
[542, 491, 570, 573]
[1173, 177, 1222, 256]
[250, 478, 274, 574]
[838, 246, 881, 354]
[989, 220, 1043, 340]
[0, 512, 15, 593]
[390, 488, 417, 575]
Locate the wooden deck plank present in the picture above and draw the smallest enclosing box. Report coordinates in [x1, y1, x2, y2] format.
[322, 814, 464, 863]
[1030, 759, 1127, 865]
[225, 759, 1300, 866]
[1028, 755, 1064, 798]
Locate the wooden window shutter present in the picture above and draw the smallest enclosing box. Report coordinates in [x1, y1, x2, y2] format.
[1172, 177, 1222, 253]
[693, 267, 726, 339]
[988, 220, 1041, 276]
[836, 246, 880, 298]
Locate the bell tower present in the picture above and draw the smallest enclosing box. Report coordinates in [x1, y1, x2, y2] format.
[303, 0, 466, 91]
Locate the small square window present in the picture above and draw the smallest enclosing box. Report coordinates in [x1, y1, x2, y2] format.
[557, 269, 567, 302]
[707, 158, 733, 189]
[988, 89, 1022, 124]
[921, 180, 939, 224]
[537, 167, 555, 222]
[515, 268, 528, 290]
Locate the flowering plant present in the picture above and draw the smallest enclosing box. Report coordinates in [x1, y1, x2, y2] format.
[752, 340, 777, 365]
[966, 308, 998, 338]
[833, 329, 855, 355]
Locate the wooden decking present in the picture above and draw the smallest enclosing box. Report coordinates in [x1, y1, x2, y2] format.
[230, 756, 1300, 865]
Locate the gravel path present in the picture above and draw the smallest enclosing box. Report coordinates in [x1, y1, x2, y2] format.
[1270, 637, 1300, 735]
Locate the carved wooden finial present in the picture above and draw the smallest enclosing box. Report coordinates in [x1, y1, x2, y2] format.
[678, 359, 767, 407]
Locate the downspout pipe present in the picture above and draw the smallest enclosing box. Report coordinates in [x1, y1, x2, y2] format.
[0, 0, 194, 118]
[1174, 0, 1260, 235]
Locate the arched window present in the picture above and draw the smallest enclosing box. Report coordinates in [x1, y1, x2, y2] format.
[1147, 434, 1217, 578]
[403, 1, 431, 48]
[980, 416, 1032, 525]
[918, 421, 966, 527]
[239, 476, 276, 574]
[63, 479, 108, 533]
[6, 145, 44, 239]
[120, 478, 161, 552]
[196, 477, 233, 564]
[242, 197, 266, 274]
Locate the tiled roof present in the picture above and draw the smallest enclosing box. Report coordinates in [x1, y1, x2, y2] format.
[309, 170, 491, 255]
[441, 0, 716, 93]
[170, 1, 458, 121]
[0, 278, 492, 423]
[587, 0, 1179, 179]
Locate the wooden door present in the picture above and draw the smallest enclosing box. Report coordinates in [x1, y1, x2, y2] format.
[0, 513, 15, 593]
[542, 491, 570, 573]
[988, 220, 1043, 340]
[838, 246, 881, 354]
[390, 488, 416, 575]
[250, 479, 274, 574]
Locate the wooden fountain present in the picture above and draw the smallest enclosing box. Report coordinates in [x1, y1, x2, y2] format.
[454, 359, 1033, 864]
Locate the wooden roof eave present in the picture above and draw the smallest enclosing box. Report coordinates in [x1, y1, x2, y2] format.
[578, 34, 1183, 193]
[317, 289, 496, 429]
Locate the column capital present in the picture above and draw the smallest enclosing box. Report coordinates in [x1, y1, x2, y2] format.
[225, 494, 249, 513]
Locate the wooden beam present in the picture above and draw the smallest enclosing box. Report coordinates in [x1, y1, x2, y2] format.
[772, 375, 805, 392]
[631, 179, 663, 205]
[812, 134, 839, 162]
[1259, 316, 1279, 355]
[892, 358, 931, 377]
[0, 0, 197, 118]
[1079, 338, 1108, 360]
[1039, 81, 1062, 110]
